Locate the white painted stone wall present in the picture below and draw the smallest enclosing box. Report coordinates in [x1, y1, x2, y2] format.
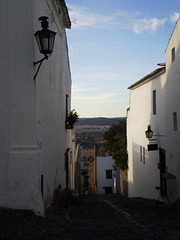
[165, 17, 180, 202]
[0, 0, 71, 215]
[97, 156, 116, 194]
[127, 70, 166, 200]
[128, 18, 180, 203]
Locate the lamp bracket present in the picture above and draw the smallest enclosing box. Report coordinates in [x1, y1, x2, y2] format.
[33, 54, 48, 65]
[33, 55, 48, 80]
[153, 135, 165, 137]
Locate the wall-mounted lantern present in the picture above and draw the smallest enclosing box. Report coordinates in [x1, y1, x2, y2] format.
[33, 16, 57, 80]
[145, 125, 158, 151]
[145, 125, 153, 139]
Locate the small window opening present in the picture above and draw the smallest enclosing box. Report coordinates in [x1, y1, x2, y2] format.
[106, 170, 112, 179]
[172, 47, 175, 62]
[143, 147, 145, 164]
[153, 90, 156, 114]
[140, 146, 142, 162]
[66, 94, 69, 118]
[41, 174, 44, 198]
[173, 112, 178, 131]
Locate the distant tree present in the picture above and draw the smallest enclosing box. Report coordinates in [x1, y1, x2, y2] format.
[103, 119, 128, 170]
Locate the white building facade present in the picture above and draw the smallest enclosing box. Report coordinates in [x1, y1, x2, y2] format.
[127, 17, 180, 203]
[97, 156, 119, 194]
[0, 0, 73, 215]
[165, 18, 180, 202]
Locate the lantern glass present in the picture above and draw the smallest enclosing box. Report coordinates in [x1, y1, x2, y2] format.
[34, 29, 56, 55]
[145, 125, 153, 139]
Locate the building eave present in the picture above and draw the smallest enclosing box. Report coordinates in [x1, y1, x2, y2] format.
[165, 16, 180, 53]
[128, 67, 166, 90]
[59, 0, 71, 29]
[47, 0, 71, 30]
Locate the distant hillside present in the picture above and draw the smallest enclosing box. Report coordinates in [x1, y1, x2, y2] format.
[75, 117, 126, 159]
[75, 117, 125, 126]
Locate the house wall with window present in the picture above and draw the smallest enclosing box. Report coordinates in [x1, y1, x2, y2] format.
[127, 68, 166, 200]
[127, 17, 180, 203]
[165, 17, 180, 202]
[0, 0, 72, 215]
[97, 156, 117, 194]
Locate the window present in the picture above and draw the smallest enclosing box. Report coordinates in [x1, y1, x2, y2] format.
[143, 147, 145, 164]
[172, 47, 175, 62]
[140, 146, 142, 162]
[106, 170, 112, 179]
[173, 112, 178, 131]
[41, 175, 44, 198]
[140, 146, 145, 164]
[153, 90, 156, 114]
[66, 94, 69, 118]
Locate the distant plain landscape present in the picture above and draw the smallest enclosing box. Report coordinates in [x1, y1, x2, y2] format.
[75, 117, 124, 160]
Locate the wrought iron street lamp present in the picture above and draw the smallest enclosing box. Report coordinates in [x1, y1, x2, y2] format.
[33, 16, 57, 79]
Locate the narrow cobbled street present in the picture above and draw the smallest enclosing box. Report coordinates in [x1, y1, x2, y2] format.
[1, 194, 180, 240]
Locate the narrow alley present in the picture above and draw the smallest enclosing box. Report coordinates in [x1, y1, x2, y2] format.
[1, 194, 180, 240]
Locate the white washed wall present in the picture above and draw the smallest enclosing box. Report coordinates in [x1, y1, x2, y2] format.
[0, 0, 39, 212]
[97, 156, 116, 194]
[0, 0, 71, 215]
[127, 71, 166, 200]
[165, 18, 180, 202]
[34, 0, 71, 208]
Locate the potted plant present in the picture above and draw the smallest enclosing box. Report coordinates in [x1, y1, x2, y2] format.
[66, 109, 79, 129]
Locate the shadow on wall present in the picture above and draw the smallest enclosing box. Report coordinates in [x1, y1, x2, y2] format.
[148, 41, 180, 202]
[164, 41, 180, 202]
[128, 19, 180, 202]
[130, 39, 180, 201]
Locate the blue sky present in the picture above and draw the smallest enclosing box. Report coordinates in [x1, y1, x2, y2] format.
[65, 0, 180, 118]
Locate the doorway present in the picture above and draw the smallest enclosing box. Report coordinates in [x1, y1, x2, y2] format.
[159, 148, 167, 198]
[65, 148, 70, 189]
[104, 187, 112, 194]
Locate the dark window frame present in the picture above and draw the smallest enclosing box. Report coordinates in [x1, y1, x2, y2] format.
[153, 90, 156, 115]
[143, 147, 145, 164]
[140, 146, 142, 162]
[106, 170, 112, 179]
[66, 94, 69, 118]
[173, 112, 178, 131]
[172, 47, 175, 62]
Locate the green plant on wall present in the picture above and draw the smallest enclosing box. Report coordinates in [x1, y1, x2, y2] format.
[66, 109, 79, 129]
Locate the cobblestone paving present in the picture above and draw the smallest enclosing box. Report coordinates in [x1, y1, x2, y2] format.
[106, 196, 180, 240]
[0, 195, 180, 240]
[67, 197, 155, 240]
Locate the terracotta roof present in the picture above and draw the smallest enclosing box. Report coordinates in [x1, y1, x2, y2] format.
[128, 67, 165, 90]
